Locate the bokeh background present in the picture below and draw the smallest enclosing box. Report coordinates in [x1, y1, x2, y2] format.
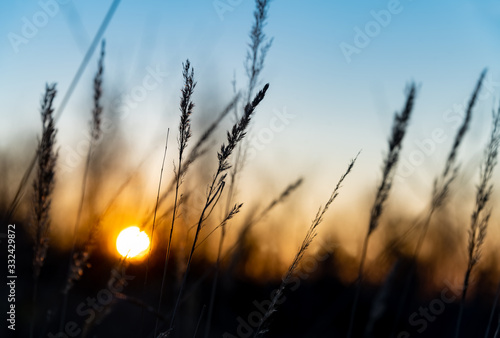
[2, 1, 500, 337]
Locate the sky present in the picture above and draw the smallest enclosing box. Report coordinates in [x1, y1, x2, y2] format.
[2, 0, 500, 259]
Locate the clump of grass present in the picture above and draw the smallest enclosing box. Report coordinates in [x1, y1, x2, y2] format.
[388, 70, 486, 338]
[455, 105, 500, 338]
[155, 59, 196, 336]
[347, 83, 416, 338]
[30, 83, 58, 338]
[159, 83, 270, 335]
[252, 154, 358, 337]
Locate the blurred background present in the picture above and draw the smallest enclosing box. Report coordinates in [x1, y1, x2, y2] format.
[1, 0, 500, 337]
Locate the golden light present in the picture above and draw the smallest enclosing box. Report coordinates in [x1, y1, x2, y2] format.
[116, 226, 150, 259]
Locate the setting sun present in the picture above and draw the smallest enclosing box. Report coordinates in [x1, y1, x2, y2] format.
[116, 226, 150, 259]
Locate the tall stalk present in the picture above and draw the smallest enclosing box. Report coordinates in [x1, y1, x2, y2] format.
[347, 84, 416, 338]
[155, 60, 196, 336]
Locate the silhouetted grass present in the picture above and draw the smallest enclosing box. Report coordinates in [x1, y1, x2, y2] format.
[30, 83, 58, 338]
[456, 105, 500, 338]
[348, 83, 416, 338]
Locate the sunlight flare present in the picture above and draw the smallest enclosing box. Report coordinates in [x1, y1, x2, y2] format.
[116, 226, 150, 259]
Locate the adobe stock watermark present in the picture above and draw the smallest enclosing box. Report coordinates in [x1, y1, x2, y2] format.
[339, 0, 414, 64]
[395, 72, 500, 181]
[246, 106, 295, 161]
[223, 240, 338, 338]
[47, 266, 135, 338]
[213, 0, 245, 21]
[7, 0, 72, 54]
[396, 279, 462, 337]
[57, 65, 168, 174]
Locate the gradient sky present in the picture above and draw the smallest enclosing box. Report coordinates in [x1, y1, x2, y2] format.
[2, 1, 500, 248]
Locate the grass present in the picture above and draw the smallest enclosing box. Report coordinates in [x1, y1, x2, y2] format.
[5, 1, 500, 338]
[252, 154, 358, 337]
[60, 40, 106, 331]
[30, 83, 58, 338]
[388, 70, 487, 338]
[455, 105, 500, 338]
[155, 59, 196, 336]
[347, 83, 416, 338]
[162, 82, 270, 335]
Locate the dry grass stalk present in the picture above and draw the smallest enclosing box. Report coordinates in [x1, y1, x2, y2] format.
[60, 40, 105, 331]
[225, 0, 273, 218]
[347, 84, 416, 338]
[30, 83, 58, 338]
[32, 83, 58, 280]
[159, 83, 269, 336]
[155, 60, 196, 336]
[141, 128, 170, 336]
[252, 155, 358, 337]
[64, 40, 105, 292]
[90, 40, 105, 141]
[455, 106, 500, 338]
[246, 0, 273, 103]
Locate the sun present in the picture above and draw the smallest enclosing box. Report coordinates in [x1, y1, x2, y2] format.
[116, 226, 150, 259]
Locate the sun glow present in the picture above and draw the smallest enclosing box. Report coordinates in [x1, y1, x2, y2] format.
[116, 226, 150, 259]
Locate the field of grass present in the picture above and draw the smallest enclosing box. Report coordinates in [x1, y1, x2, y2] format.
[2, 1, 500, 338]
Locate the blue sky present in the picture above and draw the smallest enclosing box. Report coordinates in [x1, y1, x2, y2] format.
[1, 0, 500, 214]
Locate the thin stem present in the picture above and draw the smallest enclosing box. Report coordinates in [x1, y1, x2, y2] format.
[204, 227, 225, 338]
[347, 231, 370, 338]
[194, 305, 207, 338]
[141, 128, 170, 337]
[484, 282, 500, 338]
[156, 60, 195, 335]
[169, 163, 224, 327]
[494, 313, 500, 338]
[455, 265, 472, 338]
